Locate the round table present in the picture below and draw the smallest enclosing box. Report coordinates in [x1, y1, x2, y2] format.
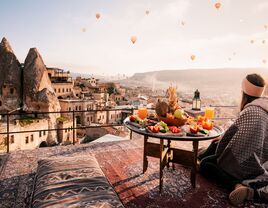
[124, 118, 224, 193]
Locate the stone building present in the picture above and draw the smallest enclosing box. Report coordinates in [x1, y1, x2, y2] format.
[0, 118, 50, 152]
[59, 98, 96, 126]
[47, 68, 74, 99]
[57, 117, 75, 145]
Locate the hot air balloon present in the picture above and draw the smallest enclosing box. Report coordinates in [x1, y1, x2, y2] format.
[263, 59, 267, 64]
[250, 40, 254, 44]
[181, 21, 185, 26]
[190, 55, 196, 61]
[82, 28, 86, 32]
[96, 13, 101, 19]
[145, 10, 150, 15]
[228, 58, 232, 61]
[264, 25, 268, 30]
[131, 36, 137, 44]
[215, 2, 221, 10]
[262, 40, 266, 44]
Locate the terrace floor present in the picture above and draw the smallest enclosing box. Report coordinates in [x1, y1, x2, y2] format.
[0, 133, 267, 208]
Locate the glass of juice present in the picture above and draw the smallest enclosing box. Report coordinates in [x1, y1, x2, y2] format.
[205, 107, 215, 120]
[138, 107, 148, 130]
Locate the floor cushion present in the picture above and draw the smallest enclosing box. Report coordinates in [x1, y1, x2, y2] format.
[31, 156, 124, 208]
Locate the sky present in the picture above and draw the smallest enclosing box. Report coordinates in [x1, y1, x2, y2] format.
[1, 0, 268, 76]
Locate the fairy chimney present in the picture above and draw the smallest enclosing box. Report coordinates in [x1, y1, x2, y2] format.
[0, 37, 22, 112]
[23, 48, 61, 144]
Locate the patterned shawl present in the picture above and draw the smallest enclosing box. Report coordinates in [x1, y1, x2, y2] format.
[216, 97, 268, 181]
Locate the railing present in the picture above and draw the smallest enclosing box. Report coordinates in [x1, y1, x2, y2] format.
[0, 108, 135, 153]
[0, 105, 238, 153]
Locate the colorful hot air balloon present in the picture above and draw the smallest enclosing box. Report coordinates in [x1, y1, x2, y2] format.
[131, 36, 137, 44]
[96, 13, 101, 19]
[190, 55, 196, 61]
[145, 10, 150, 15]
[215, 2, 221, 10]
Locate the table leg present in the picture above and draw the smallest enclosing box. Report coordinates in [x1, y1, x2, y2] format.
[190, 140, 199, 188]
[159, 139, 164, 193]
[143, 135, 148, 174]
[167, 140, 175, 170]
[129, 130, 133, 140]
[167, 140, 170, 169]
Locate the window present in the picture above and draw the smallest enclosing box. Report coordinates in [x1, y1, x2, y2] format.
[65, 129, 67, 133]
[75, 106, 78, 111]
[10, 135, 14, 143]
[69, 107, 71, 111]
[10, 88, 14, 95]
[87, 117, 89, 122]
[70, 88, 72, 92]
[58, 88, 61, 93]
[25, 136, 29, 144]
[66, 88, 68, 92]
[31, 135, 34, 142]
[0, 100, 2, 106]
[79, 106, 81, 110]
[39, 131, 42, 137]
[91, 116, 93, 122]
[62, 88, 65, 93]
[43, 131, 46, 136]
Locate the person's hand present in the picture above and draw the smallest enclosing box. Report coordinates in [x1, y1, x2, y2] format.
[212, 136, 222, 144]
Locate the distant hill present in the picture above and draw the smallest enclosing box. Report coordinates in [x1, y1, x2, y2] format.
[120, 68, 268, 98]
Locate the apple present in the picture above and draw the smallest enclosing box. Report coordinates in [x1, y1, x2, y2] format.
[174, 109, 184, 119]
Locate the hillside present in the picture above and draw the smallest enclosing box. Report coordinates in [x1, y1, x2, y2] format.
[120, 68, 268, 98]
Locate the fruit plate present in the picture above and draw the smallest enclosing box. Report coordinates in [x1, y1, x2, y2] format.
[157, 116, 187, 127]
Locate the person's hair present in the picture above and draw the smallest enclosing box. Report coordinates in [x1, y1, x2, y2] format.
[240, 73, 265, 111]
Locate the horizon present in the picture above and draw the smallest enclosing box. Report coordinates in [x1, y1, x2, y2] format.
[1, 0, 268, 76]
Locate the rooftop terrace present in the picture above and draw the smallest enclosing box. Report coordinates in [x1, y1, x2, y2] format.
[0, 133, 267, 208]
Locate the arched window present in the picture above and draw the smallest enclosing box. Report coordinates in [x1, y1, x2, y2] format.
[10, 88, 14, 95]
[0, 100, 2, 106]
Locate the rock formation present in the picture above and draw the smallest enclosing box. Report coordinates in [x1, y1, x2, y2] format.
[23, 48, 60, 112]
[0, 37, 22, 112]
[23, 48, 61, 144]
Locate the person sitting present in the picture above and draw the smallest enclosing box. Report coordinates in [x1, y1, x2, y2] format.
[198, 73, 268, 206]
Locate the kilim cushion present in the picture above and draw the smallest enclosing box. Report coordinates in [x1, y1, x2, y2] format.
[31, 156, 124, 208]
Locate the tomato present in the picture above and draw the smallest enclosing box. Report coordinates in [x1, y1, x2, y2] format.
[169, 126, 181, 133]
[152, 126, 160, 133]
[190, 125, 199, 134]
[129, 115, 136, 122]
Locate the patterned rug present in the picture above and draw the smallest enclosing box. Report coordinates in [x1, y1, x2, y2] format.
[95, 147, 267, 208]
[0, 138, 267, 207]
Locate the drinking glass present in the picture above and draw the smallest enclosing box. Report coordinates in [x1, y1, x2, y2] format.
[138, 107, 148, 130]
[205, 107, 215, 120]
